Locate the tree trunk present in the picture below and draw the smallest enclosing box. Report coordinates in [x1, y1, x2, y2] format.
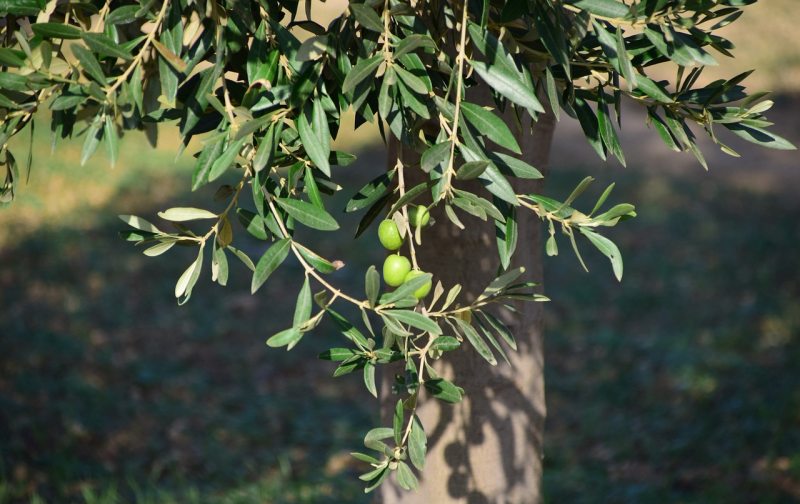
[379, 90, 556, 503]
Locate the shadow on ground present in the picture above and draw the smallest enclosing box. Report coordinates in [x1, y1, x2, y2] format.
[543, 95, 800, 503]
[1, 92, 799, 503]
[0, 148, 389, 503]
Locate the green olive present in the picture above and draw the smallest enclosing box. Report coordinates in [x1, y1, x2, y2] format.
[378, 219, 403, 250]
[403, 269, 432, 299]
[383, 254, 412, 287]
[410, 205, 430, 228]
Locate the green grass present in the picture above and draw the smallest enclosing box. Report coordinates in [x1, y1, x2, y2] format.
[541, 161, 800, 503]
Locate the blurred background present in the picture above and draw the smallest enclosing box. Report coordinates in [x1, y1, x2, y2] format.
[1, 2, 799, 503]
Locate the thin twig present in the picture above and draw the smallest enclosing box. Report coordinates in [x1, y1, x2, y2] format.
[105, 0, 171, 98]
[439, 0, 470, 201]
[265, 195, 371, 310]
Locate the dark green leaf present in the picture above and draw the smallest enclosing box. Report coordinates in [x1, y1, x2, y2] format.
[253, 121, 281, 172]
[251, 238, 291, 293]
[346, 169, 395, 213]
[453, 317, 496, 365]
[394, 65, 428, 95]
[296, 244, 339, 273]
[421, 142, 451, 173]
[395, 34, 436, 58]
[71, 45, 106, 84]
[456, 160, 489, 180]
[293, 277, 313, 328]
[380, 273, 433, 305]
[327, 308, 370, 349]
[724, 123, 796, 150]
[383, 310, 442, 335]
[80, 117, 103, 166]
[462, 147, 517, 205]
[237, 209, 269, 240]
[469, 59, 544, 113]
[393, 399, 404, 445]
[495, 200, 517, 270]
[311, 98, 331, 158]
[275, 198, 339, 231]
[461, 102, 521, 154]
[365, 265, 380, 307]
[350, 3, 384, 32]
[408, 415, 426, 471]
[343, 55, 383, 94]
[396, 461, 418, 491]
[386, 182, 430, 216]
[569, 0, 630, 18]
[635, 75, 674, 103]
[431, 336, 461, 352]
[364, 362, 377, 397]
[209, 135, 247, 181]
[82, 32, 133, 61]
[31, 23, 82, 39]
[192, 137, 224, 190]
[297, 105, 331, 176]
[319, 348, 358, 361]
[107, 5, 142, 24]
[489, 152, 543, 179]
[424, 378, 464, 403]
[478, 311, 517, 351]
[0, 48, 25, 67]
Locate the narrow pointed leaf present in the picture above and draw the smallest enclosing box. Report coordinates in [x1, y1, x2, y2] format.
[275, 198, 339, 231]
[453, 317, 496, 365]
[383, 310, 442, 335]
[251, 238, 291, 293]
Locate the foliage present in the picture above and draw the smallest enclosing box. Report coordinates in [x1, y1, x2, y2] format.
[0, 0, 794, 493]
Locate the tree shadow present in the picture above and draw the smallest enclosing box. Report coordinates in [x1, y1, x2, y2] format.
[0, 147, 390, 503]
[542, 153, 800, 502]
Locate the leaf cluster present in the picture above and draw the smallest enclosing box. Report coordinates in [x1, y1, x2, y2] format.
[0, 0, 793, 493]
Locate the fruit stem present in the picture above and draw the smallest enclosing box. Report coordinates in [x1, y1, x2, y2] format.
[399, 332, 436, 448]
[265, 193, 371, 310]
[395, 160, 420, 270]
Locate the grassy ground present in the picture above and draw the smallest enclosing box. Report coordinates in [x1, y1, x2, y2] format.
[0, 126, 384, 503]
[2, 109, 798, 503]
[541, 161, 800, 503]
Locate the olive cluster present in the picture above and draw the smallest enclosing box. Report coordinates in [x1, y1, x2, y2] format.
[378, 206, 432, 300]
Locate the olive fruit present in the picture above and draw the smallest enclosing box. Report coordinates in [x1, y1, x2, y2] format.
[383, 254, 412, 287]
[378, 219, 403, 250]
[410, 205, 430, 228]
[403, 270, 432, 299]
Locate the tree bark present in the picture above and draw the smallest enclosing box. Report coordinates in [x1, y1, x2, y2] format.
[379, 90, 556, 503]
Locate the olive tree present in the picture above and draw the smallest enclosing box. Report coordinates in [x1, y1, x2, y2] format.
[0, 0, 793, 501]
